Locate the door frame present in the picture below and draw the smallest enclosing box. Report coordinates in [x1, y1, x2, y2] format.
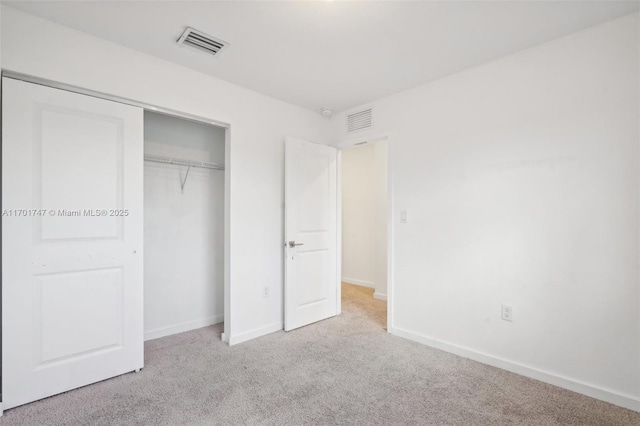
[0, 71, 233, 349]
[336, 132, 393, 332]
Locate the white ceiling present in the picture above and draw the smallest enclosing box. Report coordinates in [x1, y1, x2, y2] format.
[5, 1, 639, 113]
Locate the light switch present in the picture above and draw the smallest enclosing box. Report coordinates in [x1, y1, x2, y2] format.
[400, 210, 408, 223]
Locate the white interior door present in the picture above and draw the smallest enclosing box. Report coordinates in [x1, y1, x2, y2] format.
[284, 137, 338, 331]
[2, 78, 144, 409]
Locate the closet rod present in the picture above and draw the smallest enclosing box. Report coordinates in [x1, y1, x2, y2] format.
[144, 153, 224, 171]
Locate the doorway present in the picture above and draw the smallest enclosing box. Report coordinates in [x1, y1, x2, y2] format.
[339, 138, 389, 329]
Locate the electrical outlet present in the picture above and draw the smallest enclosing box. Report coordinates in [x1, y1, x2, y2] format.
[263, 286, 269, 297]
[501, 304, 513, 322]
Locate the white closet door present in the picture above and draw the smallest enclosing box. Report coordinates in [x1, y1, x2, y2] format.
[284, 137, 338, 331]
[2, 78, 144, 409]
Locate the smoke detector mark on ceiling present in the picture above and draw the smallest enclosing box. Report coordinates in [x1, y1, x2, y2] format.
[346, 108, 373, 133]
[177, 27, 229, 57]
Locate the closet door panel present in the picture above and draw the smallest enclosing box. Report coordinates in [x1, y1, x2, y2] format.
[2, 77, 144, 409]
[39, 105, 123, 240]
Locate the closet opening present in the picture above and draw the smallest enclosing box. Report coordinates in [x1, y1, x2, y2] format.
[143, 111, 227, 342]
[1, 73, 233, 409]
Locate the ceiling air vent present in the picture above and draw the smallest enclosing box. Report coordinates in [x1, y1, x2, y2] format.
[346, 108, 373, 133]
[177, 27, 229, 57]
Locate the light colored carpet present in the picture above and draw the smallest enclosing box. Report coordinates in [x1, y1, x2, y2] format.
[1, 283, 638, 425]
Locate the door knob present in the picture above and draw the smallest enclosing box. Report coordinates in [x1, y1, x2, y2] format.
[288, 241, 304, 248]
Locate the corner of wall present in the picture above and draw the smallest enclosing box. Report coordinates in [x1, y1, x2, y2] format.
[228, 322, 283, 346]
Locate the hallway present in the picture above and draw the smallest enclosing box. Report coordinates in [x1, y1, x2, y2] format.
[341, 282, 386, 330]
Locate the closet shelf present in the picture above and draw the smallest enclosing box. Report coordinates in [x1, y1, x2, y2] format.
[144, 153, 224, 170]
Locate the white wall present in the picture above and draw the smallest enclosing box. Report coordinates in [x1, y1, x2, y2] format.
[1, 6, 331, 345]
[332, 12, 640, 410]
[144, 111, 225, 340]
[341, 141, 388, 299]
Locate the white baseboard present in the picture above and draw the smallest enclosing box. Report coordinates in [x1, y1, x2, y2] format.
[228, 321, 283, 346]
[373, 292, 387, 301]
[342, 277, 375, 288]
[144, 315, 223, 341]
[389, 326, 640, 413]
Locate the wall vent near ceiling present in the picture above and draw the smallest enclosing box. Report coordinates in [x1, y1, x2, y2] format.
[346, 108, 373, 133]
[177, 27, 229, 57]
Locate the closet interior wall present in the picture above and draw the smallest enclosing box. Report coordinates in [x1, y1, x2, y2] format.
[143, 111, 225, 341]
